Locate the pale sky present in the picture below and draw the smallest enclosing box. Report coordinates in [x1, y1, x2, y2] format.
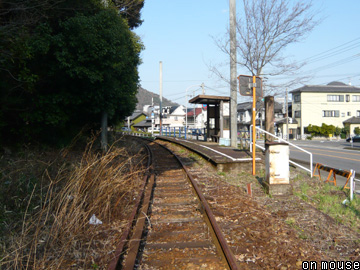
[134, 0, 360, 106]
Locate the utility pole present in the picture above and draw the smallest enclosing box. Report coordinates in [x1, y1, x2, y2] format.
[101, 111, 108, 152]
[230, 0, 237, 148]
[159, 61, 163, 135]
[286, 89, 289, 141]
[201, 82, 205, 95]
[151, 97, 154, 137]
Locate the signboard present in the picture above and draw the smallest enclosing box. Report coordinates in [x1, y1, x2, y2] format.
[238, 75, 263, 97]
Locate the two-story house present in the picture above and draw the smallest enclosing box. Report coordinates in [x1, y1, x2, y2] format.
[290, 81, 360, 139]
[186, 106, 208, 129]
[161, 105, 186, 128]
[237, 100, 284, 131]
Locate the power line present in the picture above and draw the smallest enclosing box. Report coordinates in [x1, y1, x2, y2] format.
[304, 53, 360, 74]
[302, 36, 360, 64]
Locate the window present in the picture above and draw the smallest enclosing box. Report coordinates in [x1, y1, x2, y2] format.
[239, 113, 244, 122]
[293, 94, 301, 103]
[294, 111, 301, 118]
[352, 95, 360, 102]
[346, 95, 350, 102]
[357, 111, 360, 117]
[348, 112, 351, 116]
[327, 95, 344, 102]
[322, 110, 340, 117]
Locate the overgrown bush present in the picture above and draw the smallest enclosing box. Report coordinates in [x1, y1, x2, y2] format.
[354, 127, 360, 135]
[305, 124, 341, 137]
[1, 137, 147, 269]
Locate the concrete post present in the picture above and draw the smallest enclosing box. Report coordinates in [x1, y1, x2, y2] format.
[229, 0, 237, 148]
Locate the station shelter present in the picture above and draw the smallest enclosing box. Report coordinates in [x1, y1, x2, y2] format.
[189, 95, 231, 142]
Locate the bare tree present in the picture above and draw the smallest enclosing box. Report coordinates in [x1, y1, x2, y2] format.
[212, 0, 320, 95]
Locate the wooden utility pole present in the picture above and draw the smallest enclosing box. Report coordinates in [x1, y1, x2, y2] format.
[265, 96, 274, 143]
[101, 111, 108, 152]
[230, 0, 237, 148]
[286, 89, 289, 141]
[252, 76, 256, 175]
[159, 61, 163, 135]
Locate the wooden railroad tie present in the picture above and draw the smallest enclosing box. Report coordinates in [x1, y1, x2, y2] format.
[313, 163, 352, 189]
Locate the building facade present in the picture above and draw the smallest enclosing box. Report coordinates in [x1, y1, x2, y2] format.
[290, 82, 360, 138]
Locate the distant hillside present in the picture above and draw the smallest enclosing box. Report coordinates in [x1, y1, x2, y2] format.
[136, 87, 179, 111]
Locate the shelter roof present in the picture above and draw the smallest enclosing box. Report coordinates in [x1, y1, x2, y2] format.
[189, 95, 230, 105]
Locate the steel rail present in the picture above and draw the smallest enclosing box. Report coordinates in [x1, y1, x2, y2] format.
[107, 137, 153, 270]
[156, 141, 240, 270]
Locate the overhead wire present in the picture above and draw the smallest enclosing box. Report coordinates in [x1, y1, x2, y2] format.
[301, 36, 360, 64]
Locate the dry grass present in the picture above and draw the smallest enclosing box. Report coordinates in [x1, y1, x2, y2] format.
[1, 137, 147, 269]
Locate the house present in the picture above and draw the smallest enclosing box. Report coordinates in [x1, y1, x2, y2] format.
[290, 81, 360, 139]
[343, 117, 360, 136]
[132, 118, 152, 131]
[157, 105, 186, 128]
[124, 110, 147, 130]
[237, 100, 285, 131]
[132, 105, 186, 131]
[275, 117, 298, 139]
[186, 106, 207, 129]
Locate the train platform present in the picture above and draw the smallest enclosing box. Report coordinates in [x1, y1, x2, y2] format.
[156, 136, 263, 173]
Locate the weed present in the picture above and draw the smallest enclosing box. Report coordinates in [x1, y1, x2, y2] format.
[295, 179, 360, 233]
[189, 153, 199, 161]
[285, 217, 296, 226]
[92, 263, 99, 269]
[1, 138, 147, 269]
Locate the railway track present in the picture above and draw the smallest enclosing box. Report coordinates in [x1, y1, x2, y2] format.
[109, 138, 239, 269]
[108, 135, 350, 269]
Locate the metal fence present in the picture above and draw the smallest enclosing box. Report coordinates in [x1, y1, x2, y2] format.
[349, 170, 360, 201]
[250, 125, 313, 177]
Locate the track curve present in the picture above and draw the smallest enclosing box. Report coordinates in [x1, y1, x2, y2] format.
[110, 137, 239, 270]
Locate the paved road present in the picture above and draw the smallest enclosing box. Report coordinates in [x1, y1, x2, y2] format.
[255, 139, 360, 190]
[289, 139, 359, 171]
[288, 139, 360, 190]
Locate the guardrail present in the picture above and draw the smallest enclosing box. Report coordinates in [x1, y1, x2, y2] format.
[160, 127, 207, 141]
[250, 126, 313, 177]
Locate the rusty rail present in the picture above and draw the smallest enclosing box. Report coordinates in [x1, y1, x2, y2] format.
[109, 137, 239, 269]
[167, 144, 239, 270]
[107, 139, 153, 270]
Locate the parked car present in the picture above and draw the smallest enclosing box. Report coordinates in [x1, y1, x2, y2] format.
[148, 127, 159, 132]
[121, 127, 131, 132]
[189, 129, 202, 136]
[346, 135, 360, 142]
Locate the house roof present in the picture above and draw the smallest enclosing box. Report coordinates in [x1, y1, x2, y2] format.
[187, 107, 205, 117]
[275, 118, 298, 124]
[128, 111, 146, 120]
[343, 116, 360, 124]
[237, 101, 283, 112]
[290, 81, 360, 94]
[169, 106, 179, 114]
[133, 119, 152, 128]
